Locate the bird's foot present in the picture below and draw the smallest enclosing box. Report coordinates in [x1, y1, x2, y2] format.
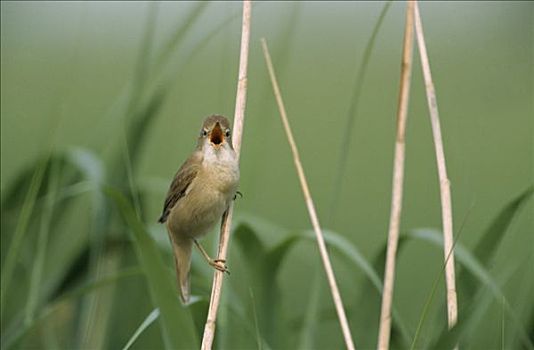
[233, 191, 243, 200]
[209, 259, 230, 274]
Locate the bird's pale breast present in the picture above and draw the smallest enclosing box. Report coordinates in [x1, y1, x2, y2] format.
[167, 153, 239, 239]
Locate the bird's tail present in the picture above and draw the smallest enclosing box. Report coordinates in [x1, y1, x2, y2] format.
[168, 233, 193, 304]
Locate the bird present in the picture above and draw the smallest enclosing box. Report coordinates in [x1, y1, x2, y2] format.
[158, 115, 240, 304]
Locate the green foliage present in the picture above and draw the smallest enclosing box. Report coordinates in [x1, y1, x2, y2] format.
[107, 189, 198, 349]
[1, 2, 532, 350]
[1, 155, 532, 348]
[121, 308, 160, 350]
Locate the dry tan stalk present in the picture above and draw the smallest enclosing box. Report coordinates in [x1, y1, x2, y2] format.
[261, 38, 356, 350]
[200, 1, 251, 349]
[414, 1, 458, 329]
[377, 2, 415, 349]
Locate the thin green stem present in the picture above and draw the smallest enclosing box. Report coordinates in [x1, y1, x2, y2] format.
[1, 267, 142, 350]
[121, 308, 160, 350]
[24, 158, 60, 325]
[1, 158, 48, 320]
[328, 1, 393, 223]
[249, 288, 262, 350]
[410, 203, 473, 349]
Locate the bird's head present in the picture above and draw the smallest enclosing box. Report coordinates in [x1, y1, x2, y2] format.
[198, 115, 233, 152]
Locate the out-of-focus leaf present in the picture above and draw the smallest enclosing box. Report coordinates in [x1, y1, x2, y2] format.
[233, 220, 300, 349]
[127, 88, 168, 168]
[249, 289, 262, 350]
[315, 230, 382, 291]
[263, 236, 300, 279]
[234, 219, 410, 348]
[1, 148, 107, 335]
[1, 157, 48, 316]
[405, 229, 533, 350]
[1, 267, 142, 350]
[236, 213, 288, 243]
[329, 0, 393, 222]
[419, 187, 533, 348]
[356, 234, 409, 349]
[302, 229, 411, 348]
[154, 2, 210, 72]
[261, 236, 300, 348]
[460, 187, 533, 297]
[474, 186, 533, 263]
[25, 157, 60, 325]
[234, 223, 266, 267]
[507, 253, 534, 349]
[122, 308, 161, 350]
[107, 188, 198, 349]
[430, 258, 526, 350]
[233, 223, 276, 348]
[66, 148, 105, 187]
[298, 266, 323, 350]
[222, 283, 273, 350]
[43, 147, 107, 298]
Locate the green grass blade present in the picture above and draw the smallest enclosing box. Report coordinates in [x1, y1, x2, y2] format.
[506, 252, 534, 349]
[406, 228, 534, 349]
[234, 223, 267, 265]
[430, 258, 526, 349]
[460, 186, 533, 296]
[408, 245, 449, 350]
[123, 1, 158, 119]
[234, 224, 295, 348]
[473, 186, 533, 264]
[304, 229, 411, 347]
[261, 236, 300, 348]
[234, 217, 410, 348]
[420, 187, 533, 348]
[154, 2, 210, 72]
[1, 148, 105, 332]
[223, 285, 273, 350]
[328, 0, 393, 222]
[66, 147, 106, 186]
[356, 235, 409, 348]
[106, 188, 199, 349]
[1, 267, 142, 350]
[184, 6, 243, 66]
[249, 289, 262, 350]
[24, 157, 60, 325]
[1, 157, 48, 318]
[122, 308, 161, 350]
[263, 236, 300, 282]
[127, 88, 168, 169]
[297, 264, 322, 350]
[310, 229, 382, 291]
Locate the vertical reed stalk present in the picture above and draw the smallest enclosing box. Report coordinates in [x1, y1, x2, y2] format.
[377, 2, 415, 349]
[201, 1, 251, 349]
[414, 1, 458, 329]
[262, 38, 356, 350]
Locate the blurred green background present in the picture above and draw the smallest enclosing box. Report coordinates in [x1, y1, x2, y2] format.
[1, 1, 532, 349]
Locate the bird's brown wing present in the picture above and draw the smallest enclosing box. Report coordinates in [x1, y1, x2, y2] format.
[158, 152, 202, 223]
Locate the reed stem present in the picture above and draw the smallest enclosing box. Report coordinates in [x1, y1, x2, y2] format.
[377, 2, 415, 349]
[262, 37, 356, 350]
[200, 1, 251, 349]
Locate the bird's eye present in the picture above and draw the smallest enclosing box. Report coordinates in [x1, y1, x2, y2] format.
[225, 130, 231, 137]
[201, 129, 208, 137]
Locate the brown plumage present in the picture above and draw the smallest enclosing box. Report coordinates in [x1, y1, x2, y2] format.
[158, 115, 239, 303]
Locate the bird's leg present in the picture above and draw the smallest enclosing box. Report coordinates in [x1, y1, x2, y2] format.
[192, 238, 229, 274]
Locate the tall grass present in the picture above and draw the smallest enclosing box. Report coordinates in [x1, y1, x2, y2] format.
[378, 2, 415, 348]
[262, 37, 356, 350]
[1, 2, 532, 350]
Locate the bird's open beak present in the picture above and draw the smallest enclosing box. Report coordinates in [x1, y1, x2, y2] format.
[209, 122, 224, 146]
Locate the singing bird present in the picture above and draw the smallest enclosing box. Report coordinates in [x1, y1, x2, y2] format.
[158, 115, 239, 304]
